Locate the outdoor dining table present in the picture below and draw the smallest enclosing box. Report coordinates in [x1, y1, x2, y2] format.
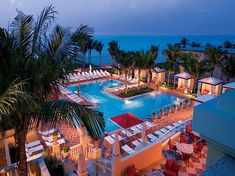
[176, 143, 193, 155]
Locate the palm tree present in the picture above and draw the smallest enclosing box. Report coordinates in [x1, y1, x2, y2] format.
[191, 41, 201, 48]
[134, 51, 147, 90]
[180, 37, 188, 48]
[0, 80, 33, 115]
[115, 51, 134, 94]
[223, 40, 233, 48]
[204, 45, 226, 76]
[108, 40, 119, 65]
[222, 56, 235, 82]
[87, 38, 95, 64]
[71, 25, 94, 67]
[94, 41, 104, 66]
[145, 47, 158, 88]
[0, 6, 104, 176]
[163, 45, 180, 85]
[180, 53, 209, 93]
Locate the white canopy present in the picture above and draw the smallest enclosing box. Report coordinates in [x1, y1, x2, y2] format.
[223, 82, 235, 89]
[198, 77, 222, 85]
[153, 67, 165, 73]
[194, 94, 216, 103]
[174, 72, 193, 79]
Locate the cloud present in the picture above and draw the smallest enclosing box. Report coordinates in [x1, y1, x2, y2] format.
[0, 0, 234, 35]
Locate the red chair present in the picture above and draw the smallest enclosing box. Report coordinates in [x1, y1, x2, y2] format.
[164, 160, 181, 176]
[194, 141, 203, 157]
[180, 133, 187, 143]
[186, 123, 192, 133]
[168, 139, 177, 152]
[127, 164, 142, 176]
[189, 132, 196, 143]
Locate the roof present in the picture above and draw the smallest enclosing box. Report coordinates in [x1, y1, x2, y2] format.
[223, 82, 235, 89]
[201, 156, 235, 176]
[192, 90, 235, 157]
[198, 77, 222, 85]
[174, 72, 193, 79]
[110, 113, 144, 129]
[153, 67, 166, 73]
[194, 94, 216, 103]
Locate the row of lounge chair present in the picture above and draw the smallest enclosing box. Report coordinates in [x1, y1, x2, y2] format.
[119, 76, 139, 83]
[103, 120, 187, 157]
[25, 128, 66, 158]
[59, 86, 83, 103]
[68, 70, 110, 83]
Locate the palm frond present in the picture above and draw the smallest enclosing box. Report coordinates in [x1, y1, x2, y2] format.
[31, 5, 56, 55]
[10, 10, 34, 59]
[37, 99, 105, 140]
[0, 80, 34, 114]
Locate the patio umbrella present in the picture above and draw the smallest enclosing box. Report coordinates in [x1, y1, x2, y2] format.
[141, 123, 148, 145]
[112, 133, 121, 157]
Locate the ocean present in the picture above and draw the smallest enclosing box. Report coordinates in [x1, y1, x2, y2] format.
[87, 35, 235, 66]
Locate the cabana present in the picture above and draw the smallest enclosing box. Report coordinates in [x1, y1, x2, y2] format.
[134, 69, 147, 79]
[152, 67, 166, 84]
[197, 77, 222, 96]
[194, 94, 216, 106]
[110, 113, 144, 129]
[174, 72, 194, 93]
[222, 82, 235, 93]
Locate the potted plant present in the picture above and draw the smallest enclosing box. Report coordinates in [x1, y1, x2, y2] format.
[52, 131, 59, 142]
[62, 145, 70, 159]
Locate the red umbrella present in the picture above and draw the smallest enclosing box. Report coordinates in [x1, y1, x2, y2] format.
[100, 65, 112, 69]
[110, 113, 143, 129]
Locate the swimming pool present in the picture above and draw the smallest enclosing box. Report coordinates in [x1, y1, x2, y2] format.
[68, 80, 180, 132]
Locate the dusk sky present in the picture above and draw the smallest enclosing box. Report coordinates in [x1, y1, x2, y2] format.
[1, 0, 235, 35]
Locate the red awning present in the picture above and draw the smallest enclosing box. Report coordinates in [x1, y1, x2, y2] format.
[110, 113, 144, 129]
[100, 65, 112, 69]
[74, 67, 83, 72]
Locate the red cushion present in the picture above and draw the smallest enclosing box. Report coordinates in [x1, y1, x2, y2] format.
[166, 160, 174, 169]
[164, 169, 177, 176]
[127, 165, 137, 176]
[172, 162, 181, 172]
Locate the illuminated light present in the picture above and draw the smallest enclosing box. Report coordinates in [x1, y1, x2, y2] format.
[124, 99, 132, 104]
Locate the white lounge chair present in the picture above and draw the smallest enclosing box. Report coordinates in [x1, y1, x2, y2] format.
[104, 136, 114, 145]
[121, 145, 135, 155]
[25, 140, 41, 148]
[38, 129, 55, 136]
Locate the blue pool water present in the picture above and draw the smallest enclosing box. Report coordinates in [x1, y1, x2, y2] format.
[68, 80, 179, 132]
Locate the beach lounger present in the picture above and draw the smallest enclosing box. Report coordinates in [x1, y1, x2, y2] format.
[38, 129, 55, 136]
[147, 134, 158, 142]
[166, 125, 174, 130]
[111, 134, 123, 140]
[154, 130, 164, 137]
[104, 136, 114, 145]
[45, 138, 65, 146]
[25, 140, 41, 148]
[159, 128, 168, 134]
[132, 140, 141, 147]
[130, 127, 141, 134]
[121, 145, 135, 155]
[26, 144, 44, 156]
